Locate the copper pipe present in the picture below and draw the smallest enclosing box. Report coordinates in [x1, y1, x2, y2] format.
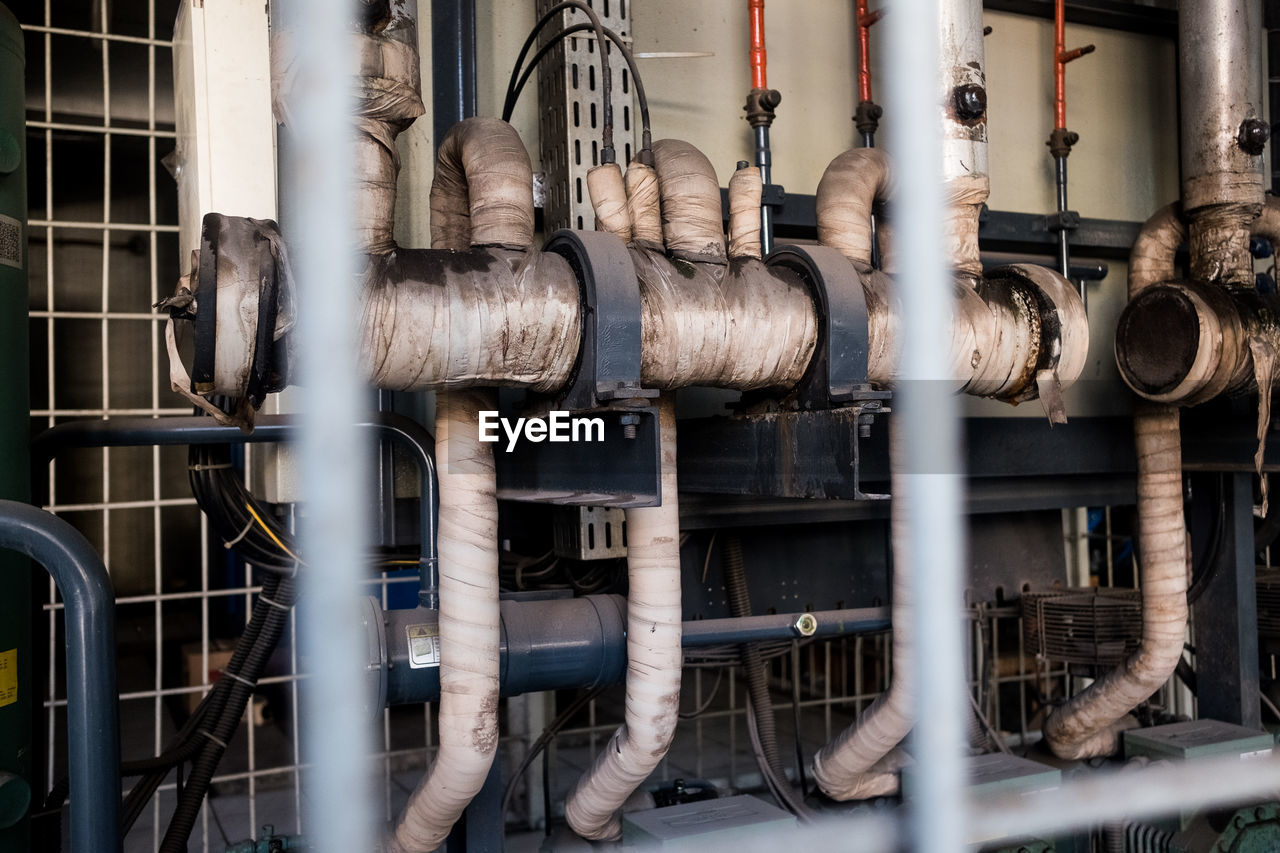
[749, 0, 767, 89]
[856, 0, 883, 105]
[1052, 0, 1093, 132]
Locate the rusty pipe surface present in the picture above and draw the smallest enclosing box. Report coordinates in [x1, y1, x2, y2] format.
[939, 0, 988, 280]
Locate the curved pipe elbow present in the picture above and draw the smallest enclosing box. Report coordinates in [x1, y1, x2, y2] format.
[651, 139, 727, 263]
[816, 148, 892, 269]
[389, 390, 502, 853]
[564, 397, 682, 841]
[431, 117, 536, 251]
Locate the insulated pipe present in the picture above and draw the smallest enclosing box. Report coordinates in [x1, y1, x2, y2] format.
[0, 501, 120, 853]
[587, 162, 633, 244]
[727, 164, 764, 260]
[651, 139, 728, 263]
[360, 248, 581, 393]
[1178, 0, 1266, 286]
[1042, 404, 1188, 759]
[811, 426, 913, 800]
[631, 248, 818, 390]
[390, 390, 501, 853]
[564, 396, 682, 841]
[430, 117, 537, 251]
[816, 148, 892, 270]
[625, 161, 664, 247]
[939, 0, 988, 281]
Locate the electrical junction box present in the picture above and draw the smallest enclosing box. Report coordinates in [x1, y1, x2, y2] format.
[962, 754, 1064, 853]
[967, 753, 1063, 797]
[1123, 719, 1274, 762]
[621, 794, 794, 850]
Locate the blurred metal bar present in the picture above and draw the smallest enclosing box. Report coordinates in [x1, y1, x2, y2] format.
[284, 0, 373, 850]
[886, 0, 968, 850]
[970, 752, 1280, 842]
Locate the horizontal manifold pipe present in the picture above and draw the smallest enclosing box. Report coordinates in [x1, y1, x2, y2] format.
[383, 599, 892, 706]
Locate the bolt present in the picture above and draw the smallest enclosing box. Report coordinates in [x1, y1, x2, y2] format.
[620, 414, 640, 439]
[793, 613, 818, 637]
[953, 84, 987, 122]
[1238, 117, 1272, 156]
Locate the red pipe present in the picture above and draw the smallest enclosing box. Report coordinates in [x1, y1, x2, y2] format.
[749, 0, 767, 90]
[1053, 0, 1094, 131]
[856, 0, 883, 104]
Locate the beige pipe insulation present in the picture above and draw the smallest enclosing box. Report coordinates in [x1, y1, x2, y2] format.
[431, 117, 537, 251]
[1043, 403, 1187, 759]
[811, 424, 914, 800]
[564, 396, 683, 841]
[588, 162, 633, 244]
[815, 147, 892, 270]
[626, 161, 664, 248]
[389, 390, 502, 853]
[651, 139, 729, 263]
[727, 166, 764, 260]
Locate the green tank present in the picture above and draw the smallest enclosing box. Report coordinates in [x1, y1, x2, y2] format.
[0, 3, 31, 850]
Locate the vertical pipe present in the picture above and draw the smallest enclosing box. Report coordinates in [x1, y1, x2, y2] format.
[433, 0, 478, 150]
[756, 126, 774, 256]
[1178, 0, 1266, 284]
[748, 0, 767, 90]
[889, 0, 967, 851]
[285, 2, 373, 853]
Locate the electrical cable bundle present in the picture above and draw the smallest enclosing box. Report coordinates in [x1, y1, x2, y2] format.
[500, 0, 652, 164]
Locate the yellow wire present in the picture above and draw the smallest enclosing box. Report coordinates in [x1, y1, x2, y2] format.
[243, 501, 306, 565]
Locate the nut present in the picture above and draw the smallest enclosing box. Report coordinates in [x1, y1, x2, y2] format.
[792, 613, 818, 637]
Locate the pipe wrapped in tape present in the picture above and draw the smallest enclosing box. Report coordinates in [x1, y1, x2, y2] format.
[587, 163, 633, 243]
[632, 248, 817, 390]
[944, 175, 988, 282]
[360, 248, 582, 393]
[565, 396, 683, 841]
[816, 148, 892, 270]
[812, 424, 915, 799]
[390, 390, 501, 852]
[431, 117, 536, 251]
[1042, 404, 1188, 759]
[626, 161, 664, 248]
[651, 139, 727, 263]
[727, 166, 763, 260]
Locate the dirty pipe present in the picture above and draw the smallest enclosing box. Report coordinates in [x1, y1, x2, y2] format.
[564, 395, 683, 840]
[389, 390, 501, 853]
[939, 0, 988, 282]
[811, 424, 913, 799]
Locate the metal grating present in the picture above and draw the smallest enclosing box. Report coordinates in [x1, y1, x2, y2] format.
[1256, 567, 1280, 639]
[1021, 587, 1143, 667]
[536, 0, 634, 233]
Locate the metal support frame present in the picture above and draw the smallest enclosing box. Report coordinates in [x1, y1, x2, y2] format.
[1192, 473, 1262, 728]
[432, 0, 478, 149]
[0, 501, 120, 853]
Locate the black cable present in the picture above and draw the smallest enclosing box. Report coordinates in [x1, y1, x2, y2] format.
[502, 21, 651, 162]
[501, 686, 605, 818]
[1187, 474, 1226, 606]
[499, 1, 615, 162]
[159, 575, 297, 852]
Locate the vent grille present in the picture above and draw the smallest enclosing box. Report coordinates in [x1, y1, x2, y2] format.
[1021, 587, 1142, 666]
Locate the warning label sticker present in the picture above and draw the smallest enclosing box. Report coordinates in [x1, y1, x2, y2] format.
[0, 648, 16, 708]
[407, 624, 440, 669]
[0, 214, 21, 270]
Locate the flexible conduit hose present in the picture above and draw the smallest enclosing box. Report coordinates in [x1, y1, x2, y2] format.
[160, 574, 297, 851]
[565, 396, 682, 841]
[390, 389, 501, 852]
[722, 536, 806, 814]
[811, 425, 914, 799]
